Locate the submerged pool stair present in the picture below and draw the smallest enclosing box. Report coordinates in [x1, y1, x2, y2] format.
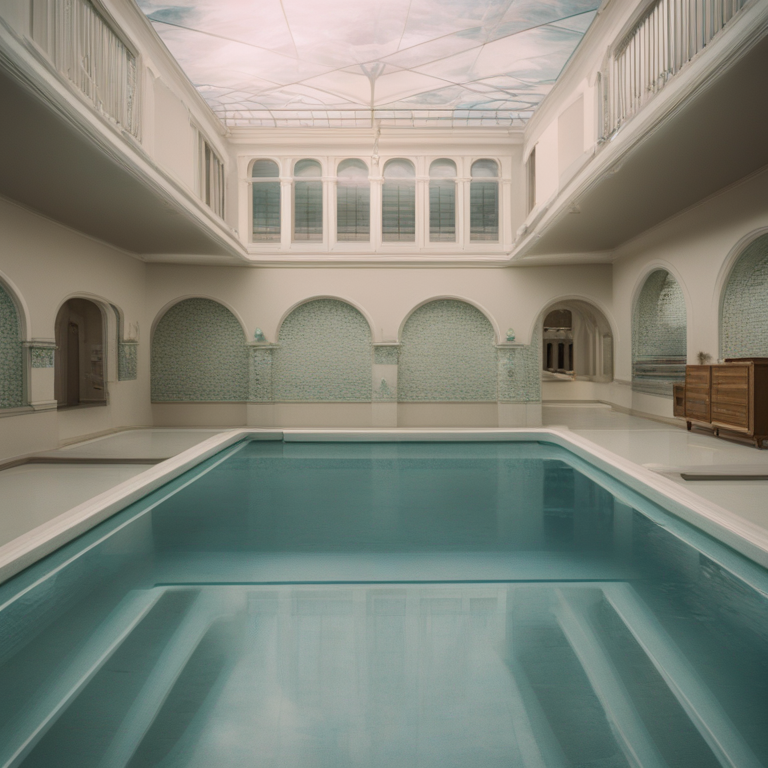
[0, 582, 762, 767]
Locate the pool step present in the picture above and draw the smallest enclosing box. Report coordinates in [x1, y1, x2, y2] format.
[553, 589, 669, 768]
[601, 583, 763, 768]
[97, 591, 242, 768]
[0, 588, 165, 768]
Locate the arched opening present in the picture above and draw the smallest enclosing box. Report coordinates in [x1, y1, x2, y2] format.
[151, 298, 248, 402]
[273, 299, 372, 401]
[55, 298, 106, 408]
[632, 269, 686, 396]
[399, 299, 496, 401]
[541, 301, 613, 383]
[0, 282, 24, 409]
[721, 233, 768, 359]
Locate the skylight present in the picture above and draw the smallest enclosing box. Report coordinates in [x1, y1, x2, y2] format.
[138, 0, 599, 127]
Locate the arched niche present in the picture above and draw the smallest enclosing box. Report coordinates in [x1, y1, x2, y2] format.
[0, 282, 24, 409]
[151, 298, 248, 402]
[399, 299, 497, 401]
[272, 299, 372, 401]
[55, 298, 107, 408]
[541, 300, 613, 382]
[632, 269, 687, 395]
[721, 233, 768, 359]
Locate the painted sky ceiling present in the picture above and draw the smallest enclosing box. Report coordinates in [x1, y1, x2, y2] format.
[137, 0, 599, 127]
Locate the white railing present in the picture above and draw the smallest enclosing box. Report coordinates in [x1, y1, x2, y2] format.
[599, 0, 748, 138]
[30, 0, 139, 137]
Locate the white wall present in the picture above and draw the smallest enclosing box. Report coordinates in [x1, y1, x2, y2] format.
[609, 167, 768, 415]
[0, 197, 152, 459]
[145, 263, 614, 348]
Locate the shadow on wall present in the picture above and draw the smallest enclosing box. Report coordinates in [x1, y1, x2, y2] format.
[0, 283, 23, 409]
[632, 270, 687, 397]
[721, 233, 768, 359]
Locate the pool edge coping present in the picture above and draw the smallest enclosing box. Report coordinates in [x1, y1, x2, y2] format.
[2, 427, 767, 586]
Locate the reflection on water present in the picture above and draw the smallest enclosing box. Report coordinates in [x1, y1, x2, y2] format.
[1, 441, 768, 767]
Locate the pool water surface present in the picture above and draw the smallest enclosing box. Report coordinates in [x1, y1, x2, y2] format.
[0, 440, 767, 767]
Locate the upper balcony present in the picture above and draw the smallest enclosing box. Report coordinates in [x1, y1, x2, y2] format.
[0, 0, 246, 263]
[514, 0, 768, 263]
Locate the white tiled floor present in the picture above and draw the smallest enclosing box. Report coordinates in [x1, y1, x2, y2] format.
[41, 428, 226, 460]
[0, 430, 226, 547]
[0, 463, 153, 547]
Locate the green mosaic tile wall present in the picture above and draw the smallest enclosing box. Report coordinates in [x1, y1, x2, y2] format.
[721, 234, 768, 359]
[399, 300, 497, 401]
[0, 285, 23, 408]
[272, 299, 372, 402]
[632, 270, 687, 396]
[118, 343, 138, 381]
[151, 298, 248, 401]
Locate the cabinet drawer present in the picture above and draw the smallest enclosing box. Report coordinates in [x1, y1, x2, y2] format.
[712, 386, 748, 405]
[686, 369, 711, 385]
[711, 403, 749, 429]
[712, 365, 749, 383]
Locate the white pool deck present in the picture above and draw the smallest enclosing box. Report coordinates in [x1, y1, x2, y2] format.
[0, 408, 766, 579]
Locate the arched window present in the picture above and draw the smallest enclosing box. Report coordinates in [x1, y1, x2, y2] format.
[251, 159, 280, 242]
[382, 159, 415, 242]
[294, 159, 323, 242]
[336, 159, 369, 242]
[429, 159, 456, 242]
[470, 159, 499, 242]
[55, 299, 106, 408]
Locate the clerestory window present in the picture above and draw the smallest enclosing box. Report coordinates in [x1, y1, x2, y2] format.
[429, 159, 457, 243]
[336, 160, 370, 242]
[382, 159, 415, 242]
[470, 159, 499, 242]
[251, 159, 281, 242]
[293, 159, 323, 242]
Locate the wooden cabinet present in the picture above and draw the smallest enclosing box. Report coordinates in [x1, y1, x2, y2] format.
[682, 358, 768, 448]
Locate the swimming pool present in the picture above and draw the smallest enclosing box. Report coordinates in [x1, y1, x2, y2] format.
[1, 437, 767, 767]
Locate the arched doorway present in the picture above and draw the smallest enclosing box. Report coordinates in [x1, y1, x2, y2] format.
[541, 301, 613, 382]
[55, 298, 106, 408]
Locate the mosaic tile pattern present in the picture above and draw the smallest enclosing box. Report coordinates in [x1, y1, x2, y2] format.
[273, 299, 372, 402]
[497, 327, 542, 403]
[118, 342, 138, 380]
[398, 300, 497, 401]
[373, 345, 399, 365]
[374, 377, 396, 401]
[151, 298, 248, 401]
[721, 234, 768, 359]
[0, 285, 24, 408]
[632, 270, 687, 396]
[248, 346, 274, 402]
[30, 346, 55, 369]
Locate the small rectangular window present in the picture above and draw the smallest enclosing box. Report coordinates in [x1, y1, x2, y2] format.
[294, 181, 323, 241]
[470, 182, 498, 242]
[382, 183, 415, 242]
[252, 183, 281, 241]
[526, 148, 536, 214]
[196, 132, 225, 218]
[429, 181, 456, 242]
[337, 185, 370, 241]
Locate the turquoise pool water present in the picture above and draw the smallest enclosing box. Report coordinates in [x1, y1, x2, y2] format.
[1, 439, 767, 767]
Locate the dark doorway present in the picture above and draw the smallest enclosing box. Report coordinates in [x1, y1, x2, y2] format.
[55, 299, 106, 408]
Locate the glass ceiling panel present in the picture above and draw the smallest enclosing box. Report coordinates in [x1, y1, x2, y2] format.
[136, 0, 599, 127]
